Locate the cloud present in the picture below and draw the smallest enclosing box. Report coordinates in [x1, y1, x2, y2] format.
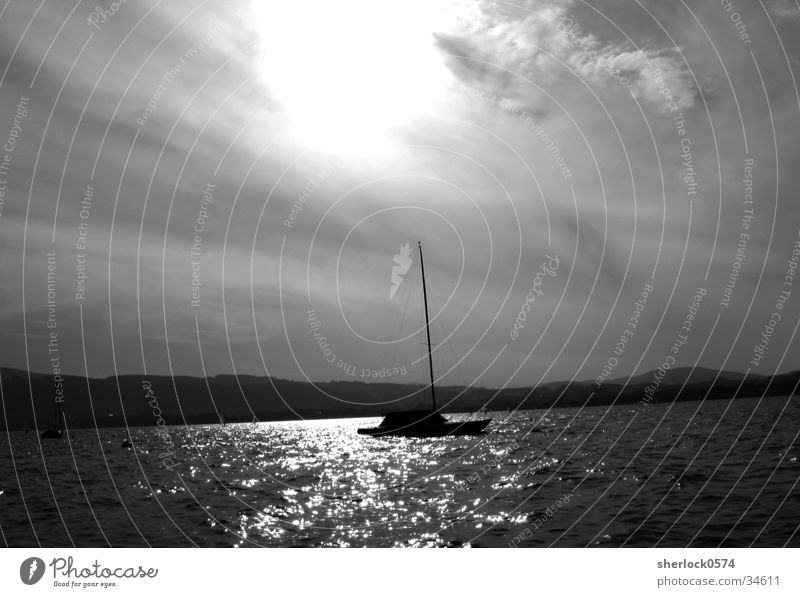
[604, 48, 696, 112]
[434, 1, 696, 114]
[1, 0, 800, 385]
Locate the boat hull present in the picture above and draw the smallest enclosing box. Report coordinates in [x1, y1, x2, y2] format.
[357, 418, 491, 438]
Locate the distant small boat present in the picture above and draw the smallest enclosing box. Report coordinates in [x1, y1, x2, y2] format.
[358, 242, 491, 438]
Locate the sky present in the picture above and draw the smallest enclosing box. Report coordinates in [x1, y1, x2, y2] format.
[1, 0, 800, 389]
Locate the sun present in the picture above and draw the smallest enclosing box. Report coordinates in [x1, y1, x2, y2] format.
[252, 0, 453, 155]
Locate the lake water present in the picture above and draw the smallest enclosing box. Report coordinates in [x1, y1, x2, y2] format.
[1, 396, 798, 547]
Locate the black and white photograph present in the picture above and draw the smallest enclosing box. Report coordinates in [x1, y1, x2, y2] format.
[0, 0, 799, 591]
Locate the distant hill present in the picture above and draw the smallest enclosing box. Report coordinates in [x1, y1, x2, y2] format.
[611, 366, 764, 387]
[0, 367, 49, 381]
[0, 366, 796, 431]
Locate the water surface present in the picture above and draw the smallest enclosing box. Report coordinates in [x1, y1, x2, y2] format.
[1, 396, 798, 547]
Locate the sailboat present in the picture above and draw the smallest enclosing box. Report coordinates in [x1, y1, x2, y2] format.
[40, 399, 63, 439]
[358, 242, 491, 438]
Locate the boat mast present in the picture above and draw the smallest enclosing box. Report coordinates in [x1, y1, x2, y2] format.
[417, 242, 437, 411]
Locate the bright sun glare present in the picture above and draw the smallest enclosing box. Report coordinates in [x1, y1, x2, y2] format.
[253, 0, 453, 155]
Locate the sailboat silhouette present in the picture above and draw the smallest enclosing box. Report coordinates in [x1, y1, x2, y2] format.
[358, 242, 491, 437]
